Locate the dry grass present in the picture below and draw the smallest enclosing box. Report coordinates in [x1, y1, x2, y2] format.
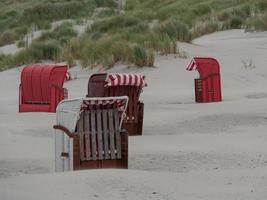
[1, 0, 267, 70]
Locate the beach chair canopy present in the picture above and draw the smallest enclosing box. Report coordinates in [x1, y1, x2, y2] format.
[105, 73, 147, 88]
[187, 57, 220, 79]
[19, 64, 68, 112]
[56, 96, 128, 133]
[87, 73, 147, 97]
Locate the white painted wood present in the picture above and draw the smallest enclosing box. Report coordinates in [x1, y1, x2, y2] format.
[56, 98, 83, 133]
[63, 133, 70, 171]
[69, 138, 74, 171]
[55, 130, 64, 172]
[55, 130, 74, 172]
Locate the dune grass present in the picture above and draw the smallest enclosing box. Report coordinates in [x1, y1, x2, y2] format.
[1, 0, 267, 70]
[0, 22, 78, 71]
[38, 22, 77, 45]
[0, 0, 115, 46]
[70, 0, 267, 68]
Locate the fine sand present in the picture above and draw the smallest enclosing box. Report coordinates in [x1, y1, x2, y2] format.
[1, 29, 267, 200]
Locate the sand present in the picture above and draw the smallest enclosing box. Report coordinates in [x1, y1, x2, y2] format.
[1, 29, 267, 199]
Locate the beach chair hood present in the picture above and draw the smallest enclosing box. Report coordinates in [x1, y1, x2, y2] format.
[105, 73, 147, 88]
[19, 64, 68, 112]
[186, 57, 222, 103]
[186, 57, 220, 79]
[56, 96, 129, 133]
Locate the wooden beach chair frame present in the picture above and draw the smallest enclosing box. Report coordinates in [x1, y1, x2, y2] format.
[54, 97, 129, 171]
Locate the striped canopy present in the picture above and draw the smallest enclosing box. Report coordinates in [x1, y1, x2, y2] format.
[105, 73, 147, 88]
[56, 96, 128, 133]
[81, 97, 128, 112]
[186, 58, 197, 71]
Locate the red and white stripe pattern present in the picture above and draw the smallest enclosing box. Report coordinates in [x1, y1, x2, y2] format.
[65, 71, 71, 81]
[105, 73, 147, 88]
[81, 97, 128, 112]
[80, 97, 128, 127]
[186, 58, 197, 71]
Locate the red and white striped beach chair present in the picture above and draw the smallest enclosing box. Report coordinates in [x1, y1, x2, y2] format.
[54, 96, 129, 171]
[87, 73, 147, 136]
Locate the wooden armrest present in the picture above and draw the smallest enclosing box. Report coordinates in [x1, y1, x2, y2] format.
[53, 125, 75, 138]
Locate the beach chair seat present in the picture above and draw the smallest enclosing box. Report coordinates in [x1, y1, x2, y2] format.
[19, 64, 68, 112]
[54, 96, 129, 171]
[87, 73, 147, 136]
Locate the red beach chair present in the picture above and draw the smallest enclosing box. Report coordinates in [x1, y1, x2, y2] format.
[87, 73, 147, 136]
[19, 64, 68, 112]
[187, 57, 222, 103]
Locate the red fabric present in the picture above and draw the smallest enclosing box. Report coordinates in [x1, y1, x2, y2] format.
[19, 64, 68, 113]
[186, 57, 220, 79]
[187, 57, 222, 103]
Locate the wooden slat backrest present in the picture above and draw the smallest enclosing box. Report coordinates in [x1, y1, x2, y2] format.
[114, 110, 121, 158]
[96, 110, 103, 160]
[84, 111, 91, 160]
[108, 109, 116, 159]
[76, 109, 122, 161]
[78, 112, 85, 161]
[90, 110, 97, 160]
[102, 110, 110, 159]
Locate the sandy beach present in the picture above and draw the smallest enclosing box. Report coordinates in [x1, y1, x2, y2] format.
[1, 29, 267, 199]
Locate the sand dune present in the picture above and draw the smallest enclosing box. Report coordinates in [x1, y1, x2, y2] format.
[1, 29, 267, 200]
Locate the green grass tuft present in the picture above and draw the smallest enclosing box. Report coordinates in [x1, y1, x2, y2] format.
[38, 22, 77, 45]
[1, 0, 267, 70]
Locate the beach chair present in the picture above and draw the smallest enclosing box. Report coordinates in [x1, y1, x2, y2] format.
[54, 96, 129, 172]
[19, 64, 68, 112]
[87, 73, 147, 136]
[187, 57, 222, 103]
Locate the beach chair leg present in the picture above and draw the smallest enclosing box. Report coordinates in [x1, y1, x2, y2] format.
[137, 102, 144, 135]
[121, 131, 128, 168]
